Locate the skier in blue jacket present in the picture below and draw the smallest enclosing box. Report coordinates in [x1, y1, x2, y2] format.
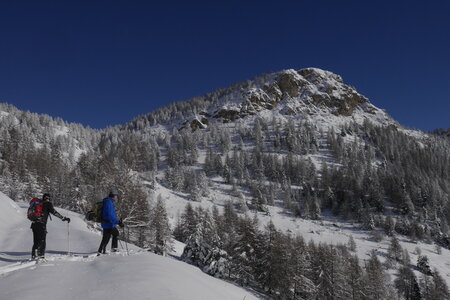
[97, 190, 124, 255]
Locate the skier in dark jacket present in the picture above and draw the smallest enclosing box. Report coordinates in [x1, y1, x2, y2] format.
[31, 193, 71, 259]
[97, 190, 124, 255]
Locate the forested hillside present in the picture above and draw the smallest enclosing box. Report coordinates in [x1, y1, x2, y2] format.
[1, 68, 449, 299]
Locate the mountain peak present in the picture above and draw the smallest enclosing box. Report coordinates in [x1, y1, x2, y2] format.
[128, 67, 390, 133]
[204, 67, 376, 126]
[297, 67, 344, 83]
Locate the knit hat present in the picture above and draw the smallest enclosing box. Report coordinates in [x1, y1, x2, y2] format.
[109, 189, 120, 197]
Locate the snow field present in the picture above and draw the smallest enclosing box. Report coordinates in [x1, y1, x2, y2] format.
[0, 192, 261, 300]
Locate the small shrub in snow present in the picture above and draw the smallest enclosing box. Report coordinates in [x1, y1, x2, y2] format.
[414, 246, 421, 256]
[435, 244, 442, 255]
[370, 231, 384, 242]
[347, 235, 357, 252]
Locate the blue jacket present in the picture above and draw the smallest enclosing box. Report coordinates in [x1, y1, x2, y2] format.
[101, 197, 119, 229]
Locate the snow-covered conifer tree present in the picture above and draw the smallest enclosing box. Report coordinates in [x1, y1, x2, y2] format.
[148, 195, 173, 255]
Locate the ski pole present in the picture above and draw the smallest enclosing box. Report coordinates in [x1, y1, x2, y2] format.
[125, 226, 129, 256]
[67, 222, 71, 256]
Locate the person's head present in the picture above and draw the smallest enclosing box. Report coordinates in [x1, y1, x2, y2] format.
[42, 193, 51, 201]
[108, 189, 119, 199]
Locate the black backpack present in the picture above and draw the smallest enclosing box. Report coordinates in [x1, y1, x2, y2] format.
[85, 201, 103, 223]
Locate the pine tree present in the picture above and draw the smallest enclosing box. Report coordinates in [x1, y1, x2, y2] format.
[231, 214, 259, 286]
[387, 236, 403, 266]
[384, 216, 395, 236]
[417, 255, 432, 276]
[173, 202, 198, 242]
[419, 273, 434, 300]
[110, 170, 151, 247]
[346, 255, 365, 300]
[363, 250, 390, 300]
[348, 235, 357, 252]
[395, 265, 422, 300]
[255, 221, 291, 295]
[253, 119, 264, 151]
[291, 236, 316, 299]
[429, 269, 450, 300]
[283, 179, 293, 210]
[401, 248, 411, 267]
[311, 243, 350, 299]
[181, 208, 230, 278]
[148, 195, 173, 255]
[218, 201, 239, 255]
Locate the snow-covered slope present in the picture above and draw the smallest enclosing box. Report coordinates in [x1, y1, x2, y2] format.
[0, 193, 260, 300]
[0, 191, 22, 230]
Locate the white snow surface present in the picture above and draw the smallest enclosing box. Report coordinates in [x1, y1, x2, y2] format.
[0, 111, 9, 117]
[0, 192, 260, 300]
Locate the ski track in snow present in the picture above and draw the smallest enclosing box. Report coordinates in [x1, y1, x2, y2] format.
[0, 251, 135, 276]
[0, 260, 38, 275]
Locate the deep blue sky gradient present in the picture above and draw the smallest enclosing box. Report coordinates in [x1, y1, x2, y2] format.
[0, 0, 449, 130]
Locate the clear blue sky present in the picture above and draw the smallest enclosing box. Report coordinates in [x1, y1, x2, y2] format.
[0, 0, 449, 131]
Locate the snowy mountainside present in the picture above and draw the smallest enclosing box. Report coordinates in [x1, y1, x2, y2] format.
[0, 192, 261, 300]
[0, 103, 101, 162]
[123, 68, 449, 294]
[127, 67, 396, 134]
[154, 174, 450, 289]
[1, 68, 449, 298]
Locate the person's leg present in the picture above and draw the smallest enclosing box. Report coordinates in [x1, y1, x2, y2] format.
[111, 227, 119, 251]
[34, 223, 47, 258]
[31, 223, 38, 258]
[98, 229, 112, 254]
[41, 228, 47, 256]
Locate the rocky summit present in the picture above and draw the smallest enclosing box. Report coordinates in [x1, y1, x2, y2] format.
[138, 68, 388, 132]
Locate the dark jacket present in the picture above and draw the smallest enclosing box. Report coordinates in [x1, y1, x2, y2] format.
[101, 197, 119, 229]
[34, 200, 64, 225]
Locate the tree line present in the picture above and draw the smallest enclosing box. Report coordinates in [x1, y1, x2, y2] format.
[2, 101, 450, 247]
[177, 202, 449, 300]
